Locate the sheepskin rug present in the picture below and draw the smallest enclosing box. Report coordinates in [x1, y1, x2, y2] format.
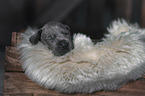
[17, 19, 145, 94]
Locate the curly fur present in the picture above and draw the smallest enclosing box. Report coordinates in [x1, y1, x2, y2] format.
[17, 19, 145, 93]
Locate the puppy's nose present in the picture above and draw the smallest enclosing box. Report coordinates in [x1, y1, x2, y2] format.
[58, 40, 69, 48]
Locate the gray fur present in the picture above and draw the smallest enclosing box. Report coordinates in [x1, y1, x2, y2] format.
[29, 21, 74, 56]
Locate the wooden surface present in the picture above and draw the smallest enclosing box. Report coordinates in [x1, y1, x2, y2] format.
[4, 72, 145, 96]
[5, 46, 22, 72]
[141, 0, 145, 28]
[11, 32, 21, 47]
[4, 32, 145, 96]
[5, 32, 22, 72]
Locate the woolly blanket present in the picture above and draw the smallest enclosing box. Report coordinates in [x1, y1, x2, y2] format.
[17, 19, 145, 93]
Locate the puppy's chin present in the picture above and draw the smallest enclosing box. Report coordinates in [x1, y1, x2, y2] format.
[52, 47, 71, 56]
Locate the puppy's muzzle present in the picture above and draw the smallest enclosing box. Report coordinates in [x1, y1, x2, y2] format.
[58, 40, 69, 49]
[55, 40, 70, 56]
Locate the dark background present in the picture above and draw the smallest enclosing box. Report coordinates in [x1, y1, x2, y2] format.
[0, 0, 145, 95]
[0, 0, 145, 46]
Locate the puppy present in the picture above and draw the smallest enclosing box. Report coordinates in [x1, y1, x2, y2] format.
[29, 21, 74, 56]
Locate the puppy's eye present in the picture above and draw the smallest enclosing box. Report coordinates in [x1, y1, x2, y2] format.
[62, 31, 69, 36]
[47, 35, 56, 40]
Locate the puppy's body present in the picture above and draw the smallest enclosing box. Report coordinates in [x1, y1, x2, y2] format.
[29, 21, 74, 56]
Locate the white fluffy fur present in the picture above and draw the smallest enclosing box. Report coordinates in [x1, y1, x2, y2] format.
[17, 19, 145, 93]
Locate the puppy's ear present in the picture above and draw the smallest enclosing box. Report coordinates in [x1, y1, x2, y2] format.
[29, 29, 42, 45]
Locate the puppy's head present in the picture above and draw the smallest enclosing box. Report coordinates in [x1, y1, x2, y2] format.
[29, 21, 74, 56]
